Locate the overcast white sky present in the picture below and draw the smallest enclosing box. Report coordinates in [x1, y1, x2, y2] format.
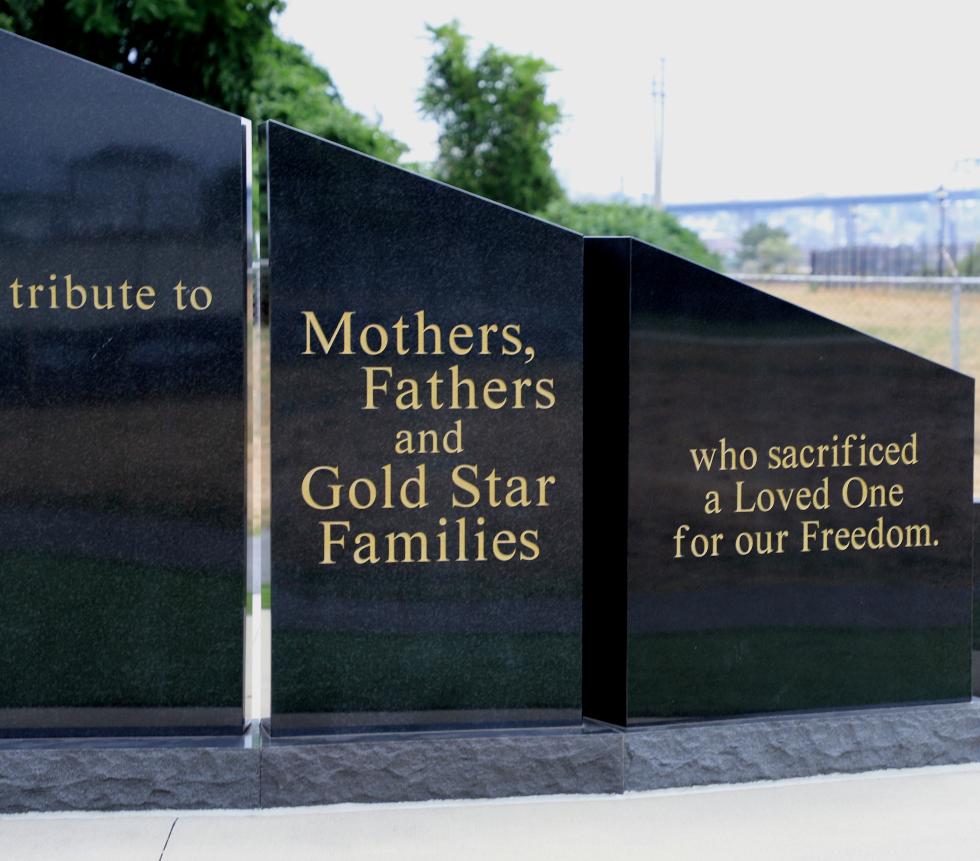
[277, 0, 980, 204]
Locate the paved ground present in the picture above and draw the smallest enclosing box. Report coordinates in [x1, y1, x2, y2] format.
[4, 762, 980, 859]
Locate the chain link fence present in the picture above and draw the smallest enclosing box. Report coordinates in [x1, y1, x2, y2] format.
[736, 274, 980, 495]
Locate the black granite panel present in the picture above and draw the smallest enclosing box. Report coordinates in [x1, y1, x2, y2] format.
[266, 122, 583, 733]
[973, 501, 979, 696]
[0, 31, 246, 735]
[584, 237, 974, 724]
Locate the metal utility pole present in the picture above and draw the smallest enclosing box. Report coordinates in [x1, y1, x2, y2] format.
[652, 58, 665, 209]
[936, 185, 949, 275]
[935, 185, 960, 368]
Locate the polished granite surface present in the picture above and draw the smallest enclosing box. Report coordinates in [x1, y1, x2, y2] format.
[265, 122, 583, 733]
[584, 237, 974, 724]
[0, 31, 247, 736]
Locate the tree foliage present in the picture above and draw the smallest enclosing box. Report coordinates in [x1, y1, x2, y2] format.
[420, 20, 562, 213]
[249, 34, 406, 162]
[541, 200, 722, 270]
[0, 0, 406, 160]
[0, 3, 726, 261]
[959, 243, 980, 276]
[735, 222, 801, 273]
[0, 0, 282, 116]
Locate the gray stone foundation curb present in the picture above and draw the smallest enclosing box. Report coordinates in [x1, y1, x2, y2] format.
[0, 747, 261, 813]
[4, 702, 980, 813]
[625, 701, 980, 791]
[260, 732, 624, 807]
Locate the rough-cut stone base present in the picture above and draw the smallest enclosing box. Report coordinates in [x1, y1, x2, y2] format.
[625, 701, 980, 791]
[0, 745, 260, 813]
[260, 731, 624, 807]
[5, 702, 980, 812]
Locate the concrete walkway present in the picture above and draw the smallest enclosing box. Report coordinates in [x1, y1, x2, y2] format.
[4, 762, 980, 860]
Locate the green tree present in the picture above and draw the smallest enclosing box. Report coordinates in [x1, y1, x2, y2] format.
[959, 242, 980, 276]
[0, 0, 282, 116]
[541, 200, 722, 270]
[735, 222, 801, 273]
[249, 34, 406, 162]
[0, 1, 406, 160]
[420, 20, 562, 213]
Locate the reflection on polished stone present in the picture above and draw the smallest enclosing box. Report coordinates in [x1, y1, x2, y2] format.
[0, 31, 246, 736]
[583, 237, 974, 725]
[265, 122, 583, 734]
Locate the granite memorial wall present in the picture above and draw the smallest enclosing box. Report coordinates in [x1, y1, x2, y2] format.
[1, 27, 976, 764]
[0, 31, 248, 737]
[264, 122, 584, 734]
[583, 237, 974, 725]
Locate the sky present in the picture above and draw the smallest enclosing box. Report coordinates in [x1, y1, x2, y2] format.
[277, 0, 980, 205]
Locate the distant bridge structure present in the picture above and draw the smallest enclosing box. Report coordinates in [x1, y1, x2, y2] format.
[665, 188, 980, 217]
[665, 189, 980, 251]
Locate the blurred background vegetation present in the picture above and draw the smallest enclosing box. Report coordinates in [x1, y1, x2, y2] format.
[0, 0, 719, 266]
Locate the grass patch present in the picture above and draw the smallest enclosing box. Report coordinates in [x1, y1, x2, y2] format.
[245, 583, 272, 615]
